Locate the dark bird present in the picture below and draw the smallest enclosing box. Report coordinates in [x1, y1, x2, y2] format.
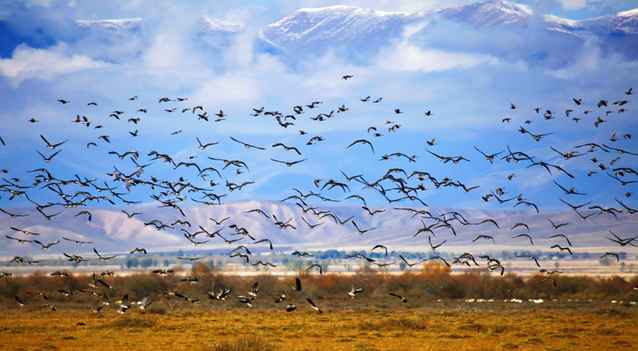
[429, 236, 447, 250]
[270, 158, 307, 167]
[293, 277, 305, 294]
[510, 223, 529, 231]
[130, 247, 147, 254]
[550, 245, 573, 255]
[62, 237, 93, 245]
[547, 234, 572, 247]
[5, 235, 32, 244]
[272, 143, 302, 155]
[307, 298, 323, 313]
[620, 278, 638, 290]
[600, 252, 620, 262]
[516, 254, 541, 267]
[230, 136, 266, 150]
[306, 264, 323, 274]
[474, 146, 504, 163]
[37, 150, 62, 163]
[547, 218, 568, 230]
[33, 240, 59, 250]
[254, 238, 273, 250]
[0, 208, 29, 218]
[40, 135, 68, 149]
[512, 234, 534, 245]
[352, 221, 376, 235]
[473, 235, 495, 244]
[284, 304, 297, 312]
[348, 286, 364, 298]
[347, 139, 374, 154]
[389, 293, 407, 303]
[93, 248, 118, 262]
[371, 244, 388, 255]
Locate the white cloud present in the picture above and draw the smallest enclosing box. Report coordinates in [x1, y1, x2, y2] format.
[557, 0, 589, 10]
[373, 22, 499, 72]
[0, 42, 110, 86]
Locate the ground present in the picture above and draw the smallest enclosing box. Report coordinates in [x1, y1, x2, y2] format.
[1, 300, 636, 350]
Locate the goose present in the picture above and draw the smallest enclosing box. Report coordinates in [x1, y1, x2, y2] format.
[306, 264, 323, 275]
[50, 271, 68, 278]
[10, 227, 40, 235]
[389, 293, 408, 303]
[152, 269, 174, 277]
[307, 298, 323, 313]
[58, 289, 73, 299]
[0, 208, 29, 218]
[63, 253, 86, 263]
[40, 135, 68, 149]
[352, 221, 376, 235]
[210, 287, 232, 302]
[5, 235, 32, 244]
[270, 158, 307, 167]
[180, 276, 199, 285]
[247, 282, 259, 300]
[63, 237, 93, 245]
[118, 294, 132, 316]
[284, 304, 297, 312]
[620, 278, 638, 290]
[293, 277, 305, 294]
[371, 244, 388, 255]
[174, 293, 200, 305]
[516, 254, 541, 267]
[550, 245, 573, 255]
[236, 296, 255, 308]
[36, 150, 62, 163]
[546, 234, 572, 247]
[348, 286, 364, 298]
[93, 301, 107, 313]
[473, 146, 504, 163]
[512, 234, 534, 245]
[473, 235, 495, 245]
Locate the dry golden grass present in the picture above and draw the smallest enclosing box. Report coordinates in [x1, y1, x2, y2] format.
[1, 301, 636, 351]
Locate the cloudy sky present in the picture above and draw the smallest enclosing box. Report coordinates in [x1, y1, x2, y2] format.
[0, 0, 637, 216]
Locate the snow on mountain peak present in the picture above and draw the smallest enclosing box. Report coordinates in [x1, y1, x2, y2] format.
[76, 18, 142, 33]
[440, 0, 533, 28]
[260, 5, 430, 55]
[200, 15, 244, 34]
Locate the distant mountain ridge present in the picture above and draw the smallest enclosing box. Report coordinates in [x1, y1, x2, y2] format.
[1, 200, 634, 259]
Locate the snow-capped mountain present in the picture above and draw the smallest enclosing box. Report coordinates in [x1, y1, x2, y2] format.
[259, 6, 431, 56]
[259, 0, 638, 62]
[0, 201, 633, 258]
[438, 0, 533, 28]
[76, 18, 143, 33]
[200, 15, 244, 34]
[0, 0, 636, 64]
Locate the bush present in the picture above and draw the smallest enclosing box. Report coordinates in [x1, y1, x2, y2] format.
[204, 335, 277, 351]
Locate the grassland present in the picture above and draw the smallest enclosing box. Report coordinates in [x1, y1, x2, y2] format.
[1, 300, 637, 351]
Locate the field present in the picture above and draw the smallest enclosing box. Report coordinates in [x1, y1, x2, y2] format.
[1, 300, 637, 351]
[3, 264, 638, 350]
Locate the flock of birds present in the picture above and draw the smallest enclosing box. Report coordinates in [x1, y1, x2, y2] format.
[1, 76, 638, 314]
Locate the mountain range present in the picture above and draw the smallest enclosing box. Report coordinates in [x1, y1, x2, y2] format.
[1, 201, 634, 259]
[1, 0, 637, 66]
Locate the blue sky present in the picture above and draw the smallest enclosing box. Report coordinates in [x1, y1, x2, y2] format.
[0, 0, 637, 215]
